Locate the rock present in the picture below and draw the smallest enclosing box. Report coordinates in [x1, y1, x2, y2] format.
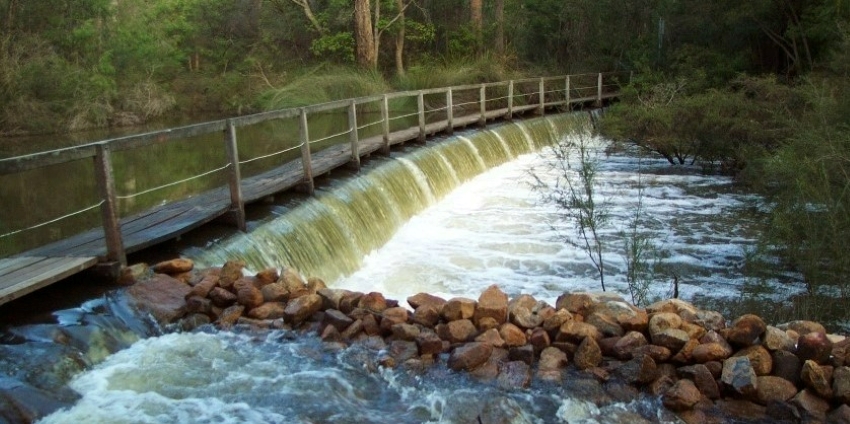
[693, 309, 726, 332]
[246, 302, 286, 320]
[762, 326, 796, 352]
[388, 340, 419, 363]
[692, 342, 732, 363]
[670, 338, 699, 364]
[617, 354, 658, 385]
[218, 260, 245, 290]
[834, 366, 850, 403]
[591, 300, 648, 332]
[340, 319, 364, 340]
[185, 296, 212, 316]
[754, 375, 797, 405]
[323, 309, 354, 332]
[790, 389, 830, 422]
[475, 328, 506, 347]
[359, 292, 389, 313]
[648, 313, 683, 338]
[236, 285, 264, 309]
[411, 304, 441, 327]
[448, 342, 494, 371]
[260, 283, 289, 303]
[380, 307, 410, 334]
[771, 349, 802, 385]
[797, 331, 833, 365]
[392, 323, 421, 341]
[646, 298, 699, 316]
[662, 379, 702, 411]
[497, 361, 532, 389]
[362, 314, 381, 336]
[508, 345, 535, 366]
[442, 297, 477, 321]
[652, 328, 691, 352]
[586, 313, 624, 337]
[476, 316, 500, 332]
[474, 285, 508, 326]
[828, 404, 850, 424]
[439, 319, 478, 344]
[180, 313, 211, 331]
[537, 347, 568, 382]
[574, 336, 602, 370]
[416, 331, 444, 356]
[407, 293, 446, 309]
[598, 336, 620, 358]
[152, 258, 194, 274]
[555, 292, 595, 316]
[253, 267, 278, 286]
[217, 305, 245, 328]
[678, 364, 720, 400]
[542, 309, 573, 333]
[801, 360, 833, 399]
[725, 314, 765, 347]
[118, 262, 150, 285]
[339, 291, 364, 314]
[126, 273, 191, 324]
[713, 400, 767, 423]
[208, 287, 237, 308]
[306, 276, 326, 293]
[633, 345, 673, 363]
[499, 323, 527, 347]
[529, 327, 551, 352]
[186, 274, 218, 299]
[320, 324, 342, 343]
[784, 320, 827, 336]
[318, 288, 349, 310]
[733, 345, 772, 376]
[556, 320, 602, 344]
[0, 377, 71, 423]
[721, 356, 758, 397]
[283, 294, 323, 325]
[510, 307, 543, 330]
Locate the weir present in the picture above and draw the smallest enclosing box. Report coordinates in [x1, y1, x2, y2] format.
[188, 113, 593, 282]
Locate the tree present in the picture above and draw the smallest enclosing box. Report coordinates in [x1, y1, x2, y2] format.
[354, 0, 376, 68]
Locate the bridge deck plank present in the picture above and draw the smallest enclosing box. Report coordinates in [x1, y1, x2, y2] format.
[0, 256, 98, 305]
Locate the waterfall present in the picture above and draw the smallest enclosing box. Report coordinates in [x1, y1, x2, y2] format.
[188, 113, 592, 282]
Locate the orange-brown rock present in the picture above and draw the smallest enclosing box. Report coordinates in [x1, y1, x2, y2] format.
[617, 354, 658, 385]
[439, 319, 477, 344]
[338, 291, 364, 314]
[306, 276, 326, 293]
[260, 283, 289, 303]
[590, 299, 648, 332]
[834, 366, 850, 403]
[127, 273, 192, 324]
[586, 313, 624, 337]
[785, 320, 826, 336]
[359, 292, 389, 313]
[416, 330, 444, 356]
[537, 346, 568, 382]
[499, 323, 527, 347]
[762, 326, 795, 352]
[441, 297, 476, 321]
[391, 323, 420, 341]
[218, 260, 245, 291]
[649, 313, 683, 338]
[340, 319, 364, 340]
[801, 360, 833, 399]
[678, 364, 720, 400]
[754, 376, 797, 405]
[323, 309, 354, 332]
[380, 307, 409, 333]
[652, 329, 691, 352]
[613, 332, 648, 360]
[529, 327, 550, 352]
[448, 342, 493, 371]
[680, 322, 706, 340]
[662, 379, 701, 411]
[542, 309, 573, 333]
[217, 304, 245, 328]
[671, 338, 699, 364]
[555, 292, 595, 316]
[236, 285, 264, 309]
[725, 314, 766, 347]
[411, 304, 441, 327]
[152, 258, 195, 275]
[791, 389, 830, 422]
[186, 274, 219, 299]
[475, 328, 506, 347]
[633, 345, 673, 363]
[574, 336, 602, 370]
[247, 302, 286, 320]
[185, 296, 212, 316]
[407, 292, 446, 309]
[556, 320, 602, 344]
[254, 268, 279, 287]
[283, 293, 322, 325]
[733, 345, 772, 376]
[208, 287, 237, 307]
[692, 342, 732, 363]
[474, 285, 508, 326]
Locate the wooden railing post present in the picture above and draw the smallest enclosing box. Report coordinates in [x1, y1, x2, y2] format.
[565, 75, 571, 109]
[94, 143, 126, 267]
[298, 108, 315, 194]
[479, 84, 487, 127]
[347, 100, 360, 170]
[380, 94, 390, 155]
[538, 77, 545, 115]
[223, 119, 246, 231]
[417, 91, 426, 143]
[507, 80, 514, 120]
[446, 88, 454, 135]
[596, 72, 603, 107]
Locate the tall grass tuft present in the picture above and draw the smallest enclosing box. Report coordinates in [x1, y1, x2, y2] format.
[394, 55, 523, 91]
[257, 66, 391, 111]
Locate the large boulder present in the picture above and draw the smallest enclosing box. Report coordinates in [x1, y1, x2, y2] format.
[127, 273, 191, 324]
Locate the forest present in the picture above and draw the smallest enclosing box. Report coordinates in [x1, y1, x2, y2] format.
[1, 0, 850, 317]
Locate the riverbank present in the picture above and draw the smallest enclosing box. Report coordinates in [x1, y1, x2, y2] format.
[119, 258, 850, 424]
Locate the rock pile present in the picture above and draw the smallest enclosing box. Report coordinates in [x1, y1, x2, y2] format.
[135, 258, 850, 424]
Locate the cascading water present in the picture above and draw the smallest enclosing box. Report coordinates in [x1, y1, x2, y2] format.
[31, 111, 797, 424]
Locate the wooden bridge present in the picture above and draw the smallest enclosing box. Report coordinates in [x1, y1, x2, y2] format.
[0, 73, 626, 306]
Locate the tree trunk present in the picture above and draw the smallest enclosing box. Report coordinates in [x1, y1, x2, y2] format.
[495, 0, 505, 56]
[395, 0, 406, 75]
[470, 0, 483, 52]
[289, 0, 326, 34]
[354, 0, 377, 69]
